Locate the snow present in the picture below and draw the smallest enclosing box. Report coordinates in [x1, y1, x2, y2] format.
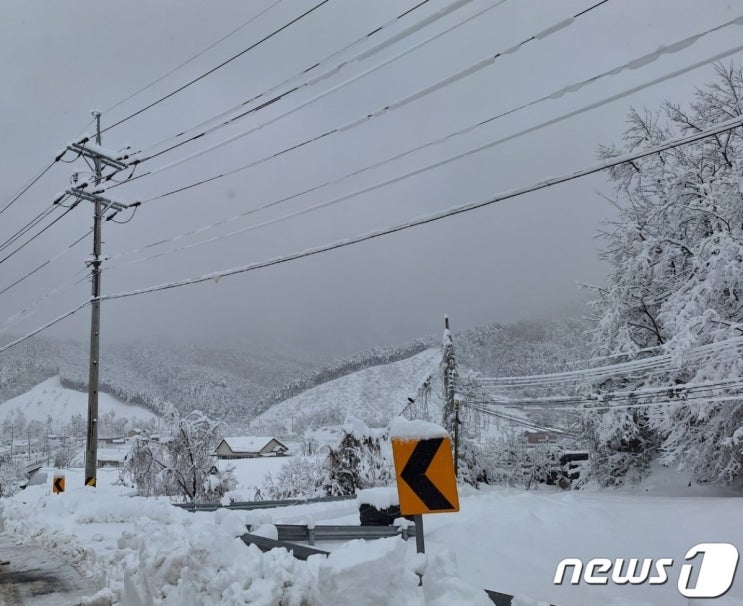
[357, 486, 399, 509]
[1, 463, 739, 604]
[0, 375, 158, 426]
[389, 416, 449, 441]
[251, 348, 442, 432]
[0, 469, 488, 605]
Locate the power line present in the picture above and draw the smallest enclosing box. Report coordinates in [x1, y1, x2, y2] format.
[132, 0, 461, 157]
[95, 114, 743, 303]
[0, 201, 81, 267]
[0, 161, 57, 219]
[102, 0, 284, 115]
[0, 229, 92, 300]
[0, 269, 88, 338]
[474, 337, 743, 387]
[105, 37, 743, 270]
[0, 301, 89, 355]
[128, 0, 495, 165]
[101, 0, 331, 134]
[111, 0, 610, 185]
[0, 206, 58, 254]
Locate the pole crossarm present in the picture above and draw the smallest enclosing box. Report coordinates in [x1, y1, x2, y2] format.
[67, 140, 129, 171]
[65, 188, 138, 215]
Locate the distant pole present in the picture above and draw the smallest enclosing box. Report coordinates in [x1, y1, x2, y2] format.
[84, 111, 103, 488]
[442, 316, 458, 435]
[453, 397, 461, 477]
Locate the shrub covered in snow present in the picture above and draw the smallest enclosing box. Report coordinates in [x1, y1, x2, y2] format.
[121, 410, 234, 501]
[0, 456, 26, 497]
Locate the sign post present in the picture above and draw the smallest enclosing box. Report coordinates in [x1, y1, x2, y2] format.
[390, 418, 459, 582]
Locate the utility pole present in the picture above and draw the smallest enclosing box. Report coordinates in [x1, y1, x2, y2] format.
[84, 110, 103, 488]
[442, 315, 460, 475]
[453, 396, 461, 477]
[63, 111, 137, 488]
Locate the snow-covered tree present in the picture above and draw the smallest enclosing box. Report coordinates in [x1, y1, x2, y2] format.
[586, 63, 743, 485]
[324, 421, 392, 495]
[0, 457, 26, 497]
[121, 410, 234, 501]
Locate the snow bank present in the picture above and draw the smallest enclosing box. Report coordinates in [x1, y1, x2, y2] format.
[357, 486, 399, 509]
[389, 416, 449, 441]
[0, 469, 490, 605]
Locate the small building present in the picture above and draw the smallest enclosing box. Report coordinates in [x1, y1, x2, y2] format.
[215, 436, 288, 459]
[524, 430, 560, 445]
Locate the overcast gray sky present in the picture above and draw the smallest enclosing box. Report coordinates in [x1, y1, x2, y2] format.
[1, 0, 741, 357]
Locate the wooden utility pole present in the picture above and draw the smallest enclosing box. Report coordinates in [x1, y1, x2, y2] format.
[65, 113, 137, 487]
[442, 316, 460, 474]
[84, 111, 103, 488]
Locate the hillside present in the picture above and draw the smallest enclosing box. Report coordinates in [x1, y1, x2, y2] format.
[0, 336, 313, 421]
[249, 348, 443, 434]
[0, 376, 158, 436]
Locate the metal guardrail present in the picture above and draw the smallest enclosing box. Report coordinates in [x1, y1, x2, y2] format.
[240, 533, 330, 561]
[173, 494, 356, 512]
[263, 523, 416, 545]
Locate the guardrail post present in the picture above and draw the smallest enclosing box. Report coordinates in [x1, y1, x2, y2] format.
[307, 526, 315, 546]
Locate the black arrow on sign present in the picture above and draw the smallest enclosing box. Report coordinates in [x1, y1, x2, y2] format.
[400, 438, 453, 511]
[53, 477, 64, 493]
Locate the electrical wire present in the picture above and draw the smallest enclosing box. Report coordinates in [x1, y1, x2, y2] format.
[0, 229, 92, 300]
[0, 161, 57, 219]
[0, 206, 59, 254]
[94, 114, 743, 303]
[132, 0, 466, 157]
[0, 201, 81, 266]
[127, 0, 497, 165]
[0, 269, 89, 338]
[0, 301, 89, 355]
[102, 1, 284, 115]
[113, 0, 612, 186]
[101, 0, 331, 134]
[105, 37, 743, 271]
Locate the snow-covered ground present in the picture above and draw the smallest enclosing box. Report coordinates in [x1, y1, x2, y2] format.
[0, 376, 158, 426]
[1, 465, 741, 605]
[250, 348, 442, 433]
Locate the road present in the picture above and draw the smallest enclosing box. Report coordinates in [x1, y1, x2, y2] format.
[0, 536, 98, 606]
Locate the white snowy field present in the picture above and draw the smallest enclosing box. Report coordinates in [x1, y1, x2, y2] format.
[250, 348, 442, 432]
[0, 376, 158, 426]
[218, 456, 290, 500]
[1, 466, 741, 605]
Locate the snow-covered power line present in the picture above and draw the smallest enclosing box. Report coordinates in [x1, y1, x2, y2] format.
[95, 113, 743, 303]
[470, 376, 743, 408]
[1, 113, 741, 357]
[133, 0, 481, 161]
[0, 269, 88, 339]
[475, 337, 743, 387]
[0, 205, 58, 254]
[112, 0, 611, 185]
[101, 0, 283, 115]
[0, 301, 89, 355]
[0, 160, 57, 219]
[101, 0, 331, 134]
[0, 229, 91, 300]
[138, 13, 743, 206]
[0, 201, 81, 267]
[104, 36, 743, 270]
